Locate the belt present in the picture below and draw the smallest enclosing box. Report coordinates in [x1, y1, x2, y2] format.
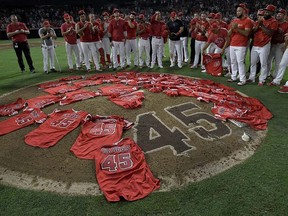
[140, 37, 148, 40]
[153, 36, 162, 39]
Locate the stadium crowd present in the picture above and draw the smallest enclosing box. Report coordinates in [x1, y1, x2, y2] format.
[4, 0, 288, 93]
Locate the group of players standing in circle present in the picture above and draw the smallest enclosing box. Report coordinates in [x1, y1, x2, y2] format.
[6, 3, 288, 93]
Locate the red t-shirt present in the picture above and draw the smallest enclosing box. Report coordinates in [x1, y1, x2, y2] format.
[0, 98, 26, 116]
[25, 109, 89, 148]
[207, 28, 228, 48]
[109, 18, 126, 42]
[138, 23, 151, 39]
[70, 115, 133, 159]
[94, 137, 160, 202]
[253, 17, 278, 47]
[61, 22, 77, 44]
[77, 21, 92, 42]
[150, 14, 165, 37]
[230, 17, 253, 46]
[6, 22, 29, 42]
[26, 95, 61, 108]
[271, 20, 288, 44]
[125, 20, 137, 39]
[0, 107, 47, 136]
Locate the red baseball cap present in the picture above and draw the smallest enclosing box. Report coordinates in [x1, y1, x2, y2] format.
[264, 4, 276, 13]
[277, 8, 286, 15]
[170, 11, 177, 18]
[215, 12, 222, 19]
[236, 3, 249, 14]
[78, 10, 86, 15]
[208, 13, 216, 19]
[210, 23, 218, 30]
[43, 20, 50, 27]
[102, 12, 109, 17]
[257, 9, 265, 16]
[63, 13, 70, 19]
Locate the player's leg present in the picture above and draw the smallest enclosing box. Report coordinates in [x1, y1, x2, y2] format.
[175, 40, 182, 68]
[258, 43, 271, 83]
[169, 40, 176, 67]
[14, 42, 25, 72]
[119, 41, 126, 68]
[272, 48, 288, 85]
[151, 37, 157, 68]
[65, 42, 73, 70]
[236, 46, 248, 84]
[191, 40, 201, 68]
[41, 45, 48, 73]
[81, 42, 91, 71]
[145, 39, 151, 67]
[89, 43, 101, 71]
[22, 42, 35, 72]
[157, 38, 164, 68]
[72, 44, 80, 69]
[49, 46, 56, 71]
[112, 41, 119, 69]
[125, 40, 132, 66]
[248, 46, 259, 82]
[273, 43, 284, 78]
[138, 39, 144, 67]
[132, 39, 139, 66]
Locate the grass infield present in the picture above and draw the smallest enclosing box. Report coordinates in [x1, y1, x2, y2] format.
[0, 38, 288, 216]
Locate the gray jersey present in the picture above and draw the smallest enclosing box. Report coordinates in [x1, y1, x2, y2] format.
[38, 28, 56, 46]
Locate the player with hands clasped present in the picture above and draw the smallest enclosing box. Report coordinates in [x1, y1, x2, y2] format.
[38, 20, 58, 74]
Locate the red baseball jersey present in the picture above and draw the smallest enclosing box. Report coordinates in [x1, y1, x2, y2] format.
[271, 20, 288, 44]
[0, 107, 47, 136]
[109, 18, 126, 42]
[207, 28, 228, 49]
[91, 21, 102, 42]
[195, 19, 209, 41]
[94, 137, 160, 202]
[125, 20, 137, 39]
[0, 98, 26, 116]
[138, 22, 151, 39]
[98, 84, 140, 96]
[38, 81, 68, 89]
[43, 84, 80, 95]
[253, 17, 278, 47]
[59, 89, 100, 105]
[61, 22, 77, 44]
[59, 76, 84, 81]
[108, 91, 145, 109]
[230, 17, 253, 46]
[77, 21, 92, 42]
[25, 109, 90, 148]
[70, 115, 133, 159]
[203, 53, 223, 76]
[6, 22, 29, 42]
[26, 94, 61, 108]
[150, 14, 165, 37]
[72, 79, 103, 88]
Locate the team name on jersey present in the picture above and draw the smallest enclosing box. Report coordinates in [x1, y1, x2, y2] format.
[101, 145, 131, 154]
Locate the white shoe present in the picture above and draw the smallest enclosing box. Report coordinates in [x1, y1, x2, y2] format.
[159, 65, 163, 68]
[201, 69, 206, 73]
[170, 62, 175, 67]
[237, 81, 246, 86]
[190, 65, 197, 69]
[150, 65, 154, 69]
[224, 73, 231, 77]
[184, 59, 189, 63]
[178, 65, 182, 68]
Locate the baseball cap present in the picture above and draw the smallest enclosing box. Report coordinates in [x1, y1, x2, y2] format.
[113, 8, 119, 13]
[63, 13, 70, 19]
[138, 14, 145, 19]
[215, 12, 222, 19]
[102, 12, 109, 17]
[130, 11, 136, 16]
[277, 8, 286, 15]
[264, 4, 276, 12]
[236, 3, 249, 14]
[78, 10, 86, 15]
[170, 11, 177, 18]
[43, 20, 50, 27]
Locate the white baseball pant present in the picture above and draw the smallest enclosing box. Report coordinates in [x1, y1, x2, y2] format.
[125, 39, 138, 66]
[138, 38, 150, 67]
[169, 39, 182, 67]
[180, 36, 189, 62]
[65, 42, 80, 69]
[80, 42, 100, 70]
[267, 43, 285, 78]
[249, 42, 271, 83]
[192, 40, 206, 69]
[272, 47, 288, 84]
[112, 41, 125, 68]
[151, 37, 163, 67]
[230, 46, 247, 82]
[41, 45, 55, 71]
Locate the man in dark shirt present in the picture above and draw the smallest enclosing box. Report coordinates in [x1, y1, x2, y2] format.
[6, 15, 35, 73]
[166, 11, 184, 68]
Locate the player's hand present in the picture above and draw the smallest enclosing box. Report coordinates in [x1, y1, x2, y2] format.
[232, 22, 238, 29]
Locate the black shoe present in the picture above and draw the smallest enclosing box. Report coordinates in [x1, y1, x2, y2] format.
[21, 69, 25, 73]
[30, 69, 35, 73]
[44, 71, 49, 74]
[50, 68, 57, 72]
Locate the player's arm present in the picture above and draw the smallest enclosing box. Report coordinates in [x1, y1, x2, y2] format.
[231, 22, 251, 37]
[259, 21, 277, 37]
[221, 35, 230, 55]
[49, 29, 57, 40]
[202, 42, 211, 54]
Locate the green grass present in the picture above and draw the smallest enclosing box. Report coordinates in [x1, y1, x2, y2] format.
[1, 38, 288, 215]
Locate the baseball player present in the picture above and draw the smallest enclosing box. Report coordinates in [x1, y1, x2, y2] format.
[61, 13, 80, 71]
[167, 11, 184, 68]
[248, 4, 278, 86]
[108, 8, 127, 70]
[6, 14, 35, 73]
[150, 11, 165, 69]
[89, 13, 107, 69]
[190, 12, 209, 71]
[178, 12, 189, 63]
[267, 9, 288, 80]
[189, 13, 200, 65]
[125, 11, 139, 67]
[227, 3, 253, 86]
[38, 20, 57, 74]
[137, 14, 151, 68]
[76, 10, 101, 72]
[268, 33, 288, 86]
[101, 12, 112, 68]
